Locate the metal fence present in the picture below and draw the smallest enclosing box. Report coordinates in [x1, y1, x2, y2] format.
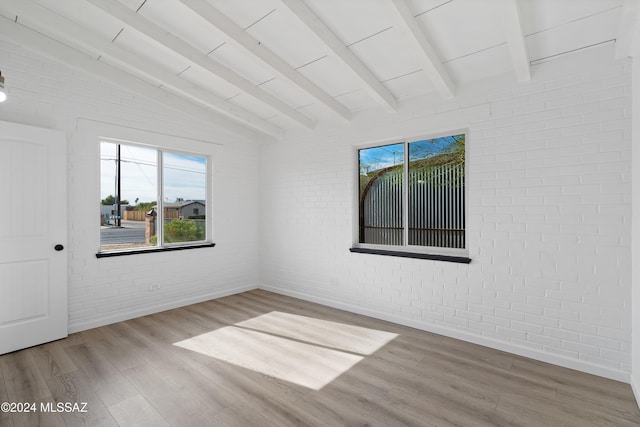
[360, 163, 465, 248]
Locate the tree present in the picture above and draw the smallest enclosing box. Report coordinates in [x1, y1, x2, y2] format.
[101, 195, 129, 205]
[134, 201, 155, 211]
[408, 134, 464, 166]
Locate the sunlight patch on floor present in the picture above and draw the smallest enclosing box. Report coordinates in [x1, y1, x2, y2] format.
[173, 311, 398, 390]
[236, 311, 398, 355]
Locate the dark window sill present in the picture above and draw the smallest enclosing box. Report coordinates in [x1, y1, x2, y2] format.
[96, 243, 215, 258]
[349, 247, 471, 264]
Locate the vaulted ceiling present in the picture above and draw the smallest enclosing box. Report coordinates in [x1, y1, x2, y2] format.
[0, 0, 629, 139]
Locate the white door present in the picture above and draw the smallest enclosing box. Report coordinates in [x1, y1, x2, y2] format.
[0, 120, 67, 354]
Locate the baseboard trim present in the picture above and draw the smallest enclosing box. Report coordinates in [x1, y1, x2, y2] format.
[631, 373, 640, 410]
[259, 284, 630, 383]
[68, 283, 258, 334]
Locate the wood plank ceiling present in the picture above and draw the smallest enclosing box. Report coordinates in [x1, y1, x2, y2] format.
[0, 0, 626, 139]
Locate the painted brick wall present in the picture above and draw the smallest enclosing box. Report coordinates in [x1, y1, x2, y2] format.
[0, 38, 261, 332]
[631, 53, 640, 402]
[260, 44, 633, 381]
[1, 32, 634, 383]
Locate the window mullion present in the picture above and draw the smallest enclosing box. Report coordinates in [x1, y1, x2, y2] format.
[207, 156, 212, 242]
[403, 141, 409, 247]
[157, 149, 163, 247]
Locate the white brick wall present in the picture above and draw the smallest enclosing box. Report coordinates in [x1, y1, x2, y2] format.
[0, 38, 261, 332]
[1, 33, 635, 385]
[631, 51, 640, 403]
[260, 44, 633, 381]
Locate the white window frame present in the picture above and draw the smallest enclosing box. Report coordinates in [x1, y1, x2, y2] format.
[98, 138, 214, 255]
[352, 130, 468, 258]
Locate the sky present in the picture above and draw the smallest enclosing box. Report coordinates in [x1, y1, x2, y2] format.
[359, 135, 461, 174]
[100, 142, 206, 205]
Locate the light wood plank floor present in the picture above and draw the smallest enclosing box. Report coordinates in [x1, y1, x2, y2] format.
[1, 290, 639, 426]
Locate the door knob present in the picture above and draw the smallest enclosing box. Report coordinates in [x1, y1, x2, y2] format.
[54, 244, 64, 251]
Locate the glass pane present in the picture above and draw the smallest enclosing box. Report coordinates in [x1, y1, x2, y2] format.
[358, 143, 404, 245]
[162, 152, 207, 244]
[100, 142, 158, 251]
[408, 134, 465, 248]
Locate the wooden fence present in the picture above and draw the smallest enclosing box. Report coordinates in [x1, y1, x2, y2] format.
[123, 208, 179, 221]
[123, 210, 146, 221]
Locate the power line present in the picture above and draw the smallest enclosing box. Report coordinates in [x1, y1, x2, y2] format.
[123, 145, 155, 187]
[100, 156, 206, 174]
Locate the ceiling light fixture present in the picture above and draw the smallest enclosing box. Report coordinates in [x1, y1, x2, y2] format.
[0, 71, 6, 103]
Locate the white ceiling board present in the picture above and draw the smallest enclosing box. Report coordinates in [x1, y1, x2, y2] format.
[519, 0, 622, 35]
[265, 113, 305, 130]
[414, 0, 507, 62]
[97, 46, 282, 136]
[204, 0, 282, 30]
[335, 89, 378, 112]
[7, 0, 280, 136]
[444, 43, 512, 84]
[526, 7, 620, 62]
[119, 0, 146, 11]
[156, 82, 282, 136]
[245, 8, 328, 69]
[297, 55, 363, 97]
[297, 102, 337, 122]
[303, 0, 393, 46]
[182, 0, 348, 121]
[136, 0, 226, 54]
[281, 0, 397, 111]
[35, 0, 124, 41]
[0, 13, 265, 140]
[407, 0, 452, 16]
[113, 28, 192, 75]
[348, 26, 422, 82]
[178, 66, 241, 100]
[389, 0, 455, 98]
[3, 0, 624, 137]
[383, 70, 435, 100]
[259, 77, 317, 109]
[229, 92, 282, 120]
[88, 0, 313, 127]
[98, 55, 163, 88]
[208, 42, 276, 85]
[0, 6, 17, 21]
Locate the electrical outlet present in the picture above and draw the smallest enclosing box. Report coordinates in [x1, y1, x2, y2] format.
[148, 284, 160, 291]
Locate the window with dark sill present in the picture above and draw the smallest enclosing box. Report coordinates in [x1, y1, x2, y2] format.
[355, 132, 467, 259]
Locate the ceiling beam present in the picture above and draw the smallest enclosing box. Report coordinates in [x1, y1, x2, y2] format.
[388, 0, 455, 98]
[502, 0, 531, 82]
[0, 13, 267, 141]
[616, 0, 640, 59]
[86, 0, 314, 129]
[278, 0, 397, 112]
[180, 0, 352, 121]
[0, 0, 280, 137]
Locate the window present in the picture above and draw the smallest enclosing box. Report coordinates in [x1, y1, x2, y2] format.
[354, 132, 466, 259]
[99, 141, 209, 253]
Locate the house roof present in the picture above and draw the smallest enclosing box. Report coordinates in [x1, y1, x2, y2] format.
[163, 200, 205, 209]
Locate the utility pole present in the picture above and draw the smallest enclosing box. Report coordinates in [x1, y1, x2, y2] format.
[116, 144, 122, 227]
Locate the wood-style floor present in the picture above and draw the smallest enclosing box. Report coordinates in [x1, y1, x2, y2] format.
[1, 290, 639, 427]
